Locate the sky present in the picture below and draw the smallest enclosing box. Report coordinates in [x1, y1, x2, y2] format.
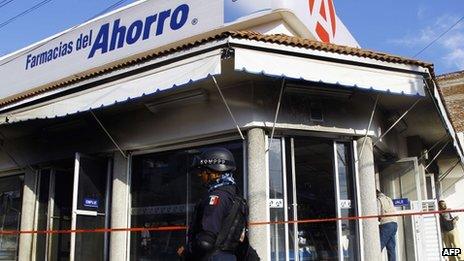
[0, 0, 463, 75]
[335, 1, 464, 75]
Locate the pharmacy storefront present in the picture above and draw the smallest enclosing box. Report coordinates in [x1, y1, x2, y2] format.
[0, 1, 462, 261]
[128, 137, 359, 260]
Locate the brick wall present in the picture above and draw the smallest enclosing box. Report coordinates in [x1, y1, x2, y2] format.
[437, 71, 464, 133]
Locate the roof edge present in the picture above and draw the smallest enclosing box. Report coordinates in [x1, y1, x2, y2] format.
[437, 70, 464, 81]
[0, 31, 434, 109]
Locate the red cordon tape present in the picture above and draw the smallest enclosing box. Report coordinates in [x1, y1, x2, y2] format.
[1, 208, 463, 235]
[0, 226, 187, 235]
[249, 208, 464, 226]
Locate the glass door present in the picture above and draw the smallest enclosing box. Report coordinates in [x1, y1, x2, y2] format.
[35, 168, 73, 261]
[271, 137, 359, 261]
[334, 142, 358, 261]
[379, 157, 422, 261]
[269, 138, 289, 261]
[70, 153, 111, 261]
[291, 138, 338, 261]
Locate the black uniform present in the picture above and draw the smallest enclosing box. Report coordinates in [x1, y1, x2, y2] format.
[187, 184, 237, 261]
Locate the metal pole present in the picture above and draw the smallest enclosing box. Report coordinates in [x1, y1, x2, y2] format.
[419, 135, 447, 161]
[211, 75, 245, 140]
[425, 140, 450, 170]
[438, 159, 460, 181]
[269, 78, 286, 148]
[358, 94, 379, 160]
[90, 110, 128, 159]
[373, 98, 421, 147]
[104, 159, 112, 261]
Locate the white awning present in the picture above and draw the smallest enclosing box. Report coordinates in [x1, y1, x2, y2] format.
[234, 47, 464, 163]
[0, 50, 221, 124]
[234, 48, 426, 96]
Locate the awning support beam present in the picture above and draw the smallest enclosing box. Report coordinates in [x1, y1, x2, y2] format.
[440, 160, 464, 195]
[211, 75, 245, 140]
[438, 158, 461, 182]
[358, 94, 379, 160]
[90, 109, 128, 159]
[419, 135, 447, 162]
[269, 78, 286, 147]
[425, 140, 450, 170]
[373, 98, 421, 147]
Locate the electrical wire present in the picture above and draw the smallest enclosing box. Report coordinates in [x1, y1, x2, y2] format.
[0, 0, 133, 67]
[0, 0, 14, 9]
[413, 15, 464, 58]
[90, 0, 131, 19]
[0, 0, 53, 29]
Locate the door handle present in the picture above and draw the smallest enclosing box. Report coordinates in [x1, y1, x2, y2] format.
[51, 216, 71, 220]
[74, 210, 98, 216]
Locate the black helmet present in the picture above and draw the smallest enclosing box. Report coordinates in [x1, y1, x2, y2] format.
[193, 147, 236, 172]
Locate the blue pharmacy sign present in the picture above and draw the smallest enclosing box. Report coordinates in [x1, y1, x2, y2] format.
[392, 198, 409, 207]
[83, 198, 99, 208]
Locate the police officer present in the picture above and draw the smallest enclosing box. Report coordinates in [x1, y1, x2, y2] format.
[186, 147, 242, 261]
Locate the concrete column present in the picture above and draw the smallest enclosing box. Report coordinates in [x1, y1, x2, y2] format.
[110, 152, 130, 261]
[247, 128, 269, 260]
[357, 137, 381, 261]
[19, 168, 37, 261]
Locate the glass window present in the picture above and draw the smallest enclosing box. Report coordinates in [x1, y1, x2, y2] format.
[50, 170, 73, 260]
[285, 139, 296, 260]
[74, 215, 105, 260]
[269, 138, 287, 260]
[425, 176, 433, 199]
[291, 138, 337, 261]
[35, 168, 74, 261]
[336, 143, 358, 260]
[76, 157, 108, 213]
[130, 141, 243, 261]
[0, 175, 23, 260]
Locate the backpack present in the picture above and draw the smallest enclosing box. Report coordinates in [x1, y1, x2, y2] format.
[214, 195, 261, 260]
[215, 195, 248, 251]
[441, 213, 454, 232]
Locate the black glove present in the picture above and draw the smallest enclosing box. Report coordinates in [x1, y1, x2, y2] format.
[195, 231, 216, 252]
